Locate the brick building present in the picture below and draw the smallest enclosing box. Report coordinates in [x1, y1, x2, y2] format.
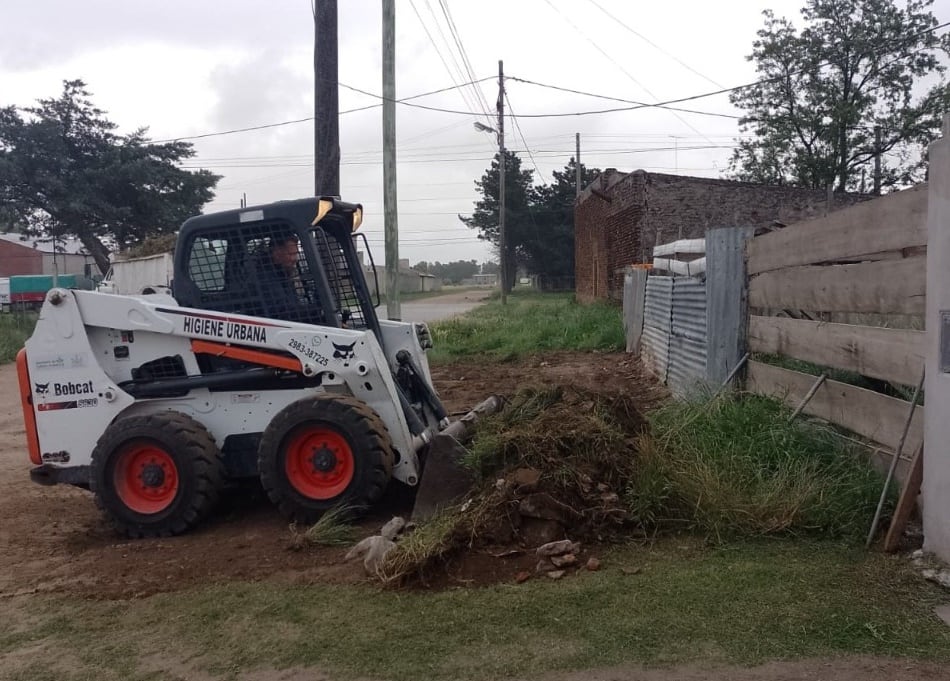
[0, 233, 94, 277]
[575, 170, 866, 301]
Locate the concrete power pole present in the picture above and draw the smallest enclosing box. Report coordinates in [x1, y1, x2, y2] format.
[383, 0, 400, 319]
[575, 132, 581, 197]
[497, 59, 507, 304]
[313, 0, 340, 196]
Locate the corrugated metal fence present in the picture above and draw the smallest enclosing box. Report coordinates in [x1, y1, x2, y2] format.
[640, 275, 708, 396]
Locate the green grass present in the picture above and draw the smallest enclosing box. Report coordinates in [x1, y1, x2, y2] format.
[0, 311, 36, 363]
[627, 395, 890, 541]
[2, 539, 949, 681]
[428, 291, 624, 363]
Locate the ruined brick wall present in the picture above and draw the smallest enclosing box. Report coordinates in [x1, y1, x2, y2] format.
[574, 170, 646, 303]
[575, 170, 868, 301]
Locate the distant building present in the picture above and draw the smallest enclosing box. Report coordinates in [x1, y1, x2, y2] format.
[574, 170, 868, 302]
[356, 251, 442, 296]
[0, 233, 94, 277]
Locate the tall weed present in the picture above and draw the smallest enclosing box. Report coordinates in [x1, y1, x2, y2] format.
[627, 395, 888, 541]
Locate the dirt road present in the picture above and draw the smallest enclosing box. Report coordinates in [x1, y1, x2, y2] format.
[376, 288, 492, 322]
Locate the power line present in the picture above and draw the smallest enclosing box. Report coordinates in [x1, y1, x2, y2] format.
[408, 0, 488, 131]
[153, 76, 493, 143]
[504, 92, 545, 185]
[436, 0, 493, 120]
[541, 0, 716, 145]
[585, 0, 724, 89]
[507, 77, 740, 119]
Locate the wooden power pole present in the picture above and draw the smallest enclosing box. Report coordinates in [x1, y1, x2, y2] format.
[383, 0, 400, 319]
[497, 59, 507, 304]
[873, 125, 883, 196]
[575, 132, 581, 197]
[313, 0, 340, 196]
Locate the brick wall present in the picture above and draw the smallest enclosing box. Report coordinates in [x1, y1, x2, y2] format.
[0, 240, 42, 276]
[575, 171, 867, 301]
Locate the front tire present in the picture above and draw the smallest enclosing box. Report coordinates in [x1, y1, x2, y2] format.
[258, 395, 394, 523]
[90, 412, 224, 538]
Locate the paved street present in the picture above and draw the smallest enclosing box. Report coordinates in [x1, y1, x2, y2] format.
[376, 288, 492, 323]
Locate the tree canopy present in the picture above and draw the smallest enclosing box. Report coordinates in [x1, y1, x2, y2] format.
[411, 259, 480, 284]
[460, 155, 599, 289]
[0, 80, 220, 273]
[729, 0, 950, 192]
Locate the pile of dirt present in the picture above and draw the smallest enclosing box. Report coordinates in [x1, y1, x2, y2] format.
[380, 386, 651, 584]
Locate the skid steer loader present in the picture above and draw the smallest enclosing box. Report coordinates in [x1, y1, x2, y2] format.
[17, 197, 494, 537]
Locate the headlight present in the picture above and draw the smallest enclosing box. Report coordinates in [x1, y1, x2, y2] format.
[415, 322, 432, 350]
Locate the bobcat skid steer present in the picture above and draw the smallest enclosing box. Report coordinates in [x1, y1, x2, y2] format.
[17, 197, 495, 537]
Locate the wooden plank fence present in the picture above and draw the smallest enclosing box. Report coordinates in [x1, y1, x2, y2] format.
[745, 184, 928, 481]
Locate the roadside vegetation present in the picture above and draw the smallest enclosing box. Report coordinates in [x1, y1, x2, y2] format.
[0, 311, 36, 363]
[428, 291, 624, 362]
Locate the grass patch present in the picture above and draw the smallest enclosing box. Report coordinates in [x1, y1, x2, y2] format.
[290, 506, 358, 547]
[3, 540, 949, 680]
[627, 394, 889, 541]
[0, 312, 36, 364]
[428, 291, 624, 363]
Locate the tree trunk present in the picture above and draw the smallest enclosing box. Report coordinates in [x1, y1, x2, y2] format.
[77, 232, 112, 275]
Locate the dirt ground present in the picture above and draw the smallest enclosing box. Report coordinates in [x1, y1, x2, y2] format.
[2, 353, 948, 680]
[0, 350, 662, 600]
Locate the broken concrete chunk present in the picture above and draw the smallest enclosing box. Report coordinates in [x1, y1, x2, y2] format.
[922, 569, 950, 589]
[380, 516, 406, 541]
[546, 570, 566, 580]
[362, 536, 397, 575]
[536, 558, 556, 574]
[536, 539, 574, 557]
[515, 571, 532, 584]
[551, 553, 577, 568]
[586, 557, 601, 571]
[344, 536, 377, 562]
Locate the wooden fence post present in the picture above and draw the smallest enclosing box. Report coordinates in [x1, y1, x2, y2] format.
[923, 114, 950, 562]
[705, 226, 754, 387]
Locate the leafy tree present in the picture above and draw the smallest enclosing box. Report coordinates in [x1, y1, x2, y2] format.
[529, 158, 600, 280]
[459, 150, 534, 291]
[0, 80, 220, 273]
[729, 0, 950, 191]
[410, 259, 479, 284]
[461, 156, 600, 286]
[480, 260, 499, 275]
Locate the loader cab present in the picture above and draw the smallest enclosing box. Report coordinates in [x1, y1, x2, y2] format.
[172, 197, 381, 337]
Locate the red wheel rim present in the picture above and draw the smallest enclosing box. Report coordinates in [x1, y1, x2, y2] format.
[112, 441, 179, 515]
[284, 426, 354, 500]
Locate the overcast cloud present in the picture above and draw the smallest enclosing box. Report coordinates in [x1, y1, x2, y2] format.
[3, 0, 949, 265]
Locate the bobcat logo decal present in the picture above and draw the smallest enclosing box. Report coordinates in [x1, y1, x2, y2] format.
[34, 382, 50, 395]
[332, 341, 357, 366]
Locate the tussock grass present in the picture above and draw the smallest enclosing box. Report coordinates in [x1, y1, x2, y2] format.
[292, 506, 357, 547]
[428, 292, 624, 363]
[627, 394, 888, 541]
[0, 311, 35, 364]
[378, 511, 462, 584]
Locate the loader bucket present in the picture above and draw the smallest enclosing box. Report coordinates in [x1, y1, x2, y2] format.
[411, 395, 503, 523]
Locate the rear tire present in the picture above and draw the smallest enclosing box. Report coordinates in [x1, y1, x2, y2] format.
[90, 412, 224, 538]
[258, 395, 393, 523]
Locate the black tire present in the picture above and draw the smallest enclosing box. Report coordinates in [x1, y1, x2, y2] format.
[258, 395, 394, 523]
[90, 412, 224, 538]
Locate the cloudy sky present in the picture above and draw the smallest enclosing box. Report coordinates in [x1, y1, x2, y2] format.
[3, 0, 949, 266]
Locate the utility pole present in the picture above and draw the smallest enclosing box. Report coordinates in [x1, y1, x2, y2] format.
[575, 132, 581, 197]
[497, 60, 507, 304]
[313, 0, 340, 196]
[873, 125, 882, 196]
[382, 0, 400, 319]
